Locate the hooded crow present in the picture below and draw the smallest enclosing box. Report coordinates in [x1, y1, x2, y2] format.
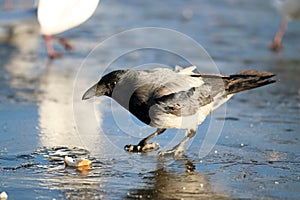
[82, 66, 276, 157]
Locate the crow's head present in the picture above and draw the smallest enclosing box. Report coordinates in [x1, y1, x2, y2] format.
[82, 70, 128, 100]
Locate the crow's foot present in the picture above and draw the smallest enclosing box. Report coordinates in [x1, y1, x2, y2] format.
[124, 142, 160, 153]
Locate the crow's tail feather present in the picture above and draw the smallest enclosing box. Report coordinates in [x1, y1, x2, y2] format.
[191, 70, 276, 95]
[225, 70, 276, 94]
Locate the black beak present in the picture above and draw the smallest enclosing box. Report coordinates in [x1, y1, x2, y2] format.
[82, 83, 97, 100]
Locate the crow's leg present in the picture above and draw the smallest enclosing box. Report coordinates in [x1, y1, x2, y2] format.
[159, 129, 196, 158]
[124, 128, 166, 153]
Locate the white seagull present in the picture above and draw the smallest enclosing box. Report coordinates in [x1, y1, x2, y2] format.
[37, 0, 99, 59]
[270, 0, 300, 51]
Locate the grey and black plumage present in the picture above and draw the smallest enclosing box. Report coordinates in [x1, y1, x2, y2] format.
[82, 66, 276, 157]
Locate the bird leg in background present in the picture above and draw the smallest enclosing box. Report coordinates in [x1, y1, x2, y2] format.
[159, 129, 196, 158]
[4, 0, 12, 10]
[4, 0, 32, 10]
[43, 35, 75, 59]
[55, 37, 75, 51]
[270, 19, 288, 51]
[44, 35, 64, 59]
[124, 128, 166, 153]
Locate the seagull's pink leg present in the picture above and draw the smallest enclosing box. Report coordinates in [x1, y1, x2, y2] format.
[51, 36, 74, 51]
[24, 0, 32, 9]
[4, 0, 12, 10]
[270, 19, 288, 51]
[5, 0, 32, 10]
[44, 35, 63, 59]
[57, 37, 75, 51]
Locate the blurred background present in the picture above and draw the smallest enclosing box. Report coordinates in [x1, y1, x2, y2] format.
[0, 0, 299, 199]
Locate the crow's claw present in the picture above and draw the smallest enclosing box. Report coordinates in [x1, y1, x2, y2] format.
[124, 142, 160, 153]
[158, 147, 185, 158]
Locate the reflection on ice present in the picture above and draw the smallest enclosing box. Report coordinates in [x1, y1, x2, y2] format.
[36, 61, 121, 160]
[38, 67, 84, 147]
[125, 159, 229, 199]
